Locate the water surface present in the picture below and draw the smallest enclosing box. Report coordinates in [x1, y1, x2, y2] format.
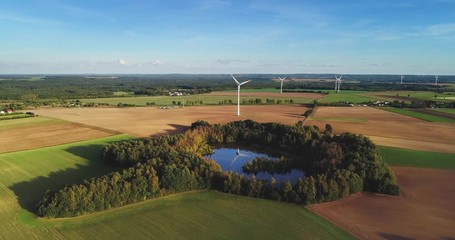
[206, 148, 304, 184]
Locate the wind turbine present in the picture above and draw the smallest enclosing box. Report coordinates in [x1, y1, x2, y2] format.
[335, 75, 342, 92]
[400, 75, 404, 84]
[231, 149, 248, 166]
[435, 75, 439, 85]
[231, 74, 252, 116]
[278, 77, 286, 94]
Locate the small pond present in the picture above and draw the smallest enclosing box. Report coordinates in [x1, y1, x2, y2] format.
[206, 148, 305, 184]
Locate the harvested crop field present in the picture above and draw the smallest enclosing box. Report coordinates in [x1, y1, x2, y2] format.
[306, 107, 455, 153]
[0, 117, 115, 153]
[309, 167, 455, 240]
[34, 105, 309, 138]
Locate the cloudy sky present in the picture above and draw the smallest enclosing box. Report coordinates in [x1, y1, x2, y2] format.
[1, 0, 454, 74]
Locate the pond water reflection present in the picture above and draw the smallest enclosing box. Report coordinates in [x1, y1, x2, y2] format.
[206, 148, 304, 184]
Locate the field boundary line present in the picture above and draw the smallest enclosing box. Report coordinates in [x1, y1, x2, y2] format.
[38, 115, 122, 135]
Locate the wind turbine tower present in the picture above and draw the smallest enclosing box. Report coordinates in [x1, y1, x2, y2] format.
[435, 75, 439, 85]
[401, 75, 404, 84]
[279, 77, 286, 94]
[335, 75, 342, 92]
[231, 74, 252, 116]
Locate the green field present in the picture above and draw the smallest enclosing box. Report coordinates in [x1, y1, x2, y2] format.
[81, 93, 313, 106]
[46, 191, 354, 239]
[0, 116, 65, 131]
[382, 107, 455, 123]
[0, 134, 131, 239]
[320, 90, 375, 104]
[0, 113, 35, 121]
[379, 146, 455, 169]
[0, 134, 353, 239]
[369, 91, 455, 102]
[227, 88, 279, 92]
[431, 108, 455, 114]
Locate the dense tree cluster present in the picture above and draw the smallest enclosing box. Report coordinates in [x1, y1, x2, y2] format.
[37, 163, 160, 218]
[218, 169, 362, 204]
[37, 120, 399, 218]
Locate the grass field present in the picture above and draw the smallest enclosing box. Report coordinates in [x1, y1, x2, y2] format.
[0, 134, 132, 239]
[379, 146, 455, 169]
[382, 107, 455, 122]
[368, 91, 455, 102]
[0, 134, 353, 239]
[432, 108, 455, 114]
[0, 116, 59, 131]
[81, 94, 313, 106]
[49, 191, 354, 239]
[320, 90, 375, 103]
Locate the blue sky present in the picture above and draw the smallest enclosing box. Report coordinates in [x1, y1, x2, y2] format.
[1, 0, 454, 74]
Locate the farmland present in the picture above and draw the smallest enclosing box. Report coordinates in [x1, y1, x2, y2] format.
[1, 86, 455, 239]
[432, 108, 455, 114]
[80, 91, 319, 106]
[0, 116, 115, 153]
[0, 135, 131, 239]
[379, 146, 455, 169]
[310, 166, 455, 240]
[306, 106, 455, 153]
[366, 90, 455, 102]
[381, 107, 455, 123]
[33, 105, 310, 137]
[0, 135, 353, 239]
[320, 90, 375, 103]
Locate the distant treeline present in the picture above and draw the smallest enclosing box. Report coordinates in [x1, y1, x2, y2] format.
[37, 120, 399, 218]
[1, 74, 453, 101]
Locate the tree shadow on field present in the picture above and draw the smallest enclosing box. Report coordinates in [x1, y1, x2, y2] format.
[283, 113, 305, 119]
[378, 232, 416, 240]
[9, 144, 120, 214]
[165, 124, 190, 135]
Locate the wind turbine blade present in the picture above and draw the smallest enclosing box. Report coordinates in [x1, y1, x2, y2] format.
[231, 74, 240, 85]
[239, 80, 252, 86]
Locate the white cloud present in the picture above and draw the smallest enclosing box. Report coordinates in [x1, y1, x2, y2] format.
[151, 60, 162, 66]
[117, 59, 128, 65]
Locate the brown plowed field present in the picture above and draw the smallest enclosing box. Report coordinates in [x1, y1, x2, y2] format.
[309, 167, 455, 240]
[33, 105, 309, 138]
[306, 106, 455, 153]
[0, 117, 114, 153]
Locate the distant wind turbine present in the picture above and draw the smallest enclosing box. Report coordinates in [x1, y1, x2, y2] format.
[401, 75, 404, 84]
[278, 77, 286, 94]
[435, 75, 439, 85]
[231, 74, 252, 116]
[335, 75, 342, 92]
